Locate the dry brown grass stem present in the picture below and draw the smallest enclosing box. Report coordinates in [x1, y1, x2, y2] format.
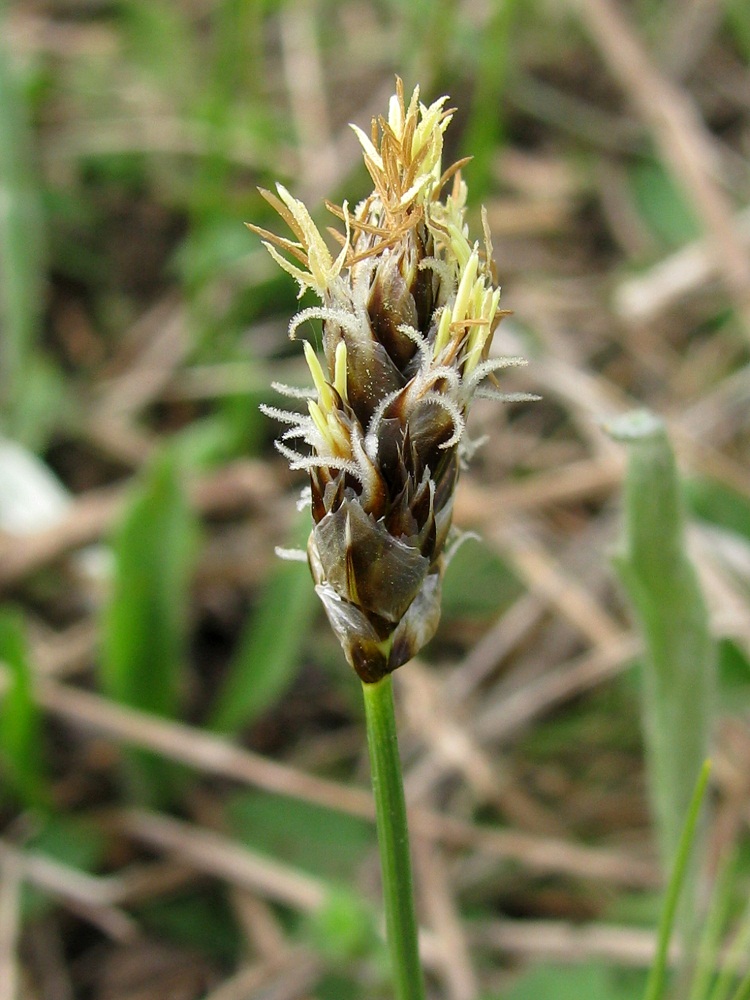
[31, 674, 658, 888]
[490, 524, 624, 648]
[455, 456, 623, 519]
[413, 840, 478, 1000]
[94, 295, 189, 418]
[0, 841, 136, 942]
[445, 593, 546, 702]
[401, 663, 568, 836]
[279, 1, 335, 198]
[118, 811, 328, 913]
[199, 951, 320, 1000]
[473, 917, 670, 968]
[0, 853, 22, 1000]
[401, 635, 641, 823]
[0, 461, 280, 590]
[576, 0, 750, 336]
[473, 635, 642, 745]
[614, 204, 750, 323]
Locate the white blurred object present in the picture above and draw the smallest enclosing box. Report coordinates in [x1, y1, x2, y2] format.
[0, 437, 72, 535]
[0, 436, 111, 586]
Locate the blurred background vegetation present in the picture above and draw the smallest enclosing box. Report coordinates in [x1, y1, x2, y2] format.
[1, 0, 750, 997]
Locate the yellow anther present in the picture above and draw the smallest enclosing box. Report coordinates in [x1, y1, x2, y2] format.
[308, 398, 351, 457]
[451, 250, 479, 325]
[447, 225, 472, 271]
[463, 286, 501, 374]
[334, 340, 349, 403]
[303, 341, 335, 413]
[463, 321, 489, 373]
[387, 92, 404, 136]
[308, 399, 329, 440]
[433, 307, 453, 358]
[326, 413, 351, 455]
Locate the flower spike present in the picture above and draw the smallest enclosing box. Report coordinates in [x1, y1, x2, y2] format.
[251, 79, 531, 682]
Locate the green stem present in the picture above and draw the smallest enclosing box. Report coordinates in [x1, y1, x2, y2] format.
[362, 675, 426, 1000]
[643, 759, 711, 1000]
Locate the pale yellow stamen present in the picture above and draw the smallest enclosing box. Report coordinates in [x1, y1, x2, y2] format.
[432, 246, 502, 370]
[305, 340, 351, 457]
[303, 341, 335, 413]
[451, 250, 479, 325]
[334, 340, 348, 403]
[387, 91, 404, 136]
[433, 307, 453, 357]
[308, 399, 328, 440]
[308, 400, 350, 457]
[463, 287, 501, 374]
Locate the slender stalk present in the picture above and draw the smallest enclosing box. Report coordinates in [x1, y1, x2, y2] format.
[362, 675, 426, 1000]
[643, 759, 711, 1000]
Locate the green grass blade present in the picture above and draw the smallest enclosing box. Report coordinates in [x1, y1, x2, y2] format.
[0, 607, 47, 808]
[460, 0, 520, 199]
[708, 900, 750, 1000]
[642, 760, 712, 1000]
[688, 851, 739, 1000]
[208, 515, 318, 734]
[608, 411, 715, 873]
[0, 22, 46, 437]
[724, 0, 750, 61]
[727, 966, 750, 1000]
[392, 0, 456, 87]
[100, 451, 199, 803]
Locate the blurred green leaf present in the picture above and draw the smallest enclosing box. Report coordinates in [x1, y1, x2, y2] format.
[441, 538, 521, 618]
[606, 889, 664, 929]
[137, 887, 241, 963]
[0, 607, 47, 808]
[22, 815, 106, 920]
[168, 391, 264, 470]
[689, 851, 740, 1000]
[118, 0, 196, 98]
[706, 896, 750, 1000]
[499, 962, 646, 1000]
[0, 22, 48, 442]
[685, 477, 750, 543]
[725, 0, 750, 60]
[388, 0, 456, 85]
[209, 516, 318, 733]
[306, 887, 381, 965]
[629, 159, 701, 249]
[226, 790, 374, 882]
[101, 451, 199, 803]
[608, 412, 714, 973]
[608, 412, 714, 872]
[717, 640, 750, 709]
[461, 0, 521, 199]
[7, 356, 68, 455]
[173, 216, 257, 291]
[315, 973, 367, 1000]
[185, 0, 265, 243]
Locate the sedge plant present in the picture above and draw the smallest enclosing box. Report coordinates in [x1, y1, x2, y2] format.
[252, 79, 531, 998]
